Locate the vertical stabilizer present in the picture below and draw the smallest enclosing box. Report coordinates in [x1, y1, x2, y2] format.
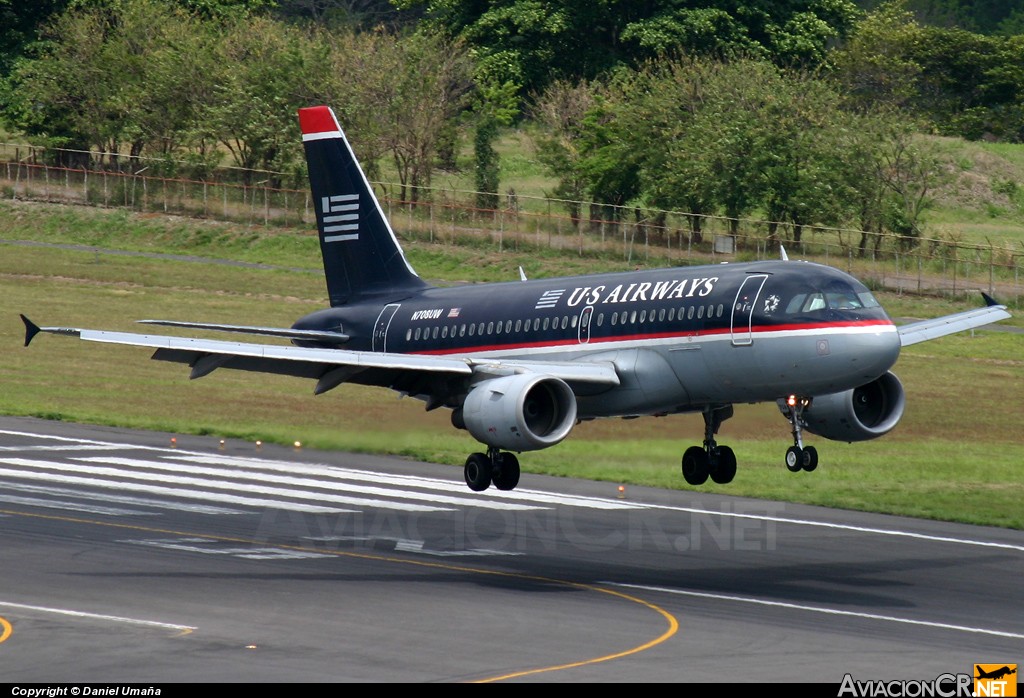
[298, 106, 428, 306]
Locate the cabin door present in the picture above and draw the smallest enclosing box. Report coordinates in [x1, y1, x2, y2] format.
[372, 303, 401, 352]
[730, 275, 768, 346]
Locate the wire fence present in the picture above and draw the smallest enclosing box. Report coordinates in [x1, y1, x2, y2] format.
[3, 142, 1023, 307]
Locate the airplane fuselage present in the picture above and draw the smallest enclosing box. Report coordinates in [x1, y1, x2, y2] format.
[293, 259, 902, 417]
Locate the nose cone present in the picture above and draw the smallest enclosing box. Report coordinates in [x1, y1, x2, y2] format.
[842, 324, 901, 384]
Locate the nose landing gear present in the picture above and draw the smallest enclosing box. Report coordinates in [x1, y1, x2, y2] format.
[781, 395, 818, 472]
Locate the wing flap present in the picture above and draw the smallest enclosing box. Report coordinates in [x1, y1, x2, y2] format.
[138, 319, 349, 344]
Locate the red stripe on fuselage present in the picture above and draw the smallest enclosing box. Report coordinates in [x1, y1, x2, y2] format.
[409, 318, 895, 356]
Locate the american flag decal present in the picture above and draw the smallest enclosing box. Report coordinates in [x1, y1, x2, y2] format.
[321, 194, 360, 242]
[448, 308, 461, 318]
[534, 289, 565, 309]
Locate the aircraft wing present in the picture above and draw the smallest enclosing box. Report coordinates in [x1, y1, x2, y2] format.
[21, 317, 619, 394]
[897, 294, 1011, 347]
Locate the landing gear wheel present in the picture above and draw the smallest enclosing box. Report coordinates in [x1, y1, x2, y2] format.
[785, 446, 802, 473]
[682, 446, 710, 486]
[464, 452, 492, 492]
[492, 452, 520, 491]
[710, 446, 737, 484]
[801, 445, 818, 472]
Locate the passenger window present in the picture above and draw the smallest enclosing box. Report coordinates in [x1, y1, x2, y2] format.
[415, 327, 421, 340]
[432, 326, 439, 339]
[468, 324, 475, 336]
[698, 306, 704, 319]
[459, 324, 466, 337]
[571, 314, 577, 328]
[659, 308, 666, 322]
[611, 313, 618, 326]
[597, 313, 604, 326]
[543, 317, 550, 330]
[406, 329, 412, 341]
[561, 316, 568, 330]
[505, 320, 512, 333]
[630, 311, 637, 324]
[717, 304, 724, 317]
[687, 306, 694, 320]
[487, 322, 494, 334]
[442, 326, 448, 338]
[668, 308, 675, 321]
[515, 319, 521, 332]
[640, 310, 647, 323]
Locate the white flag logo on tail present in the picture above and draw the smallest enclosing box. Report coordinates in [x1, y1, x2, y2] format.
[321, 194, 360, 242]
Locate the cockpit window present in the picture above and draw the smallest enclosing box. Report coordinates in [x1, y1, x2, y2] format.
[785, 282, 878, 314]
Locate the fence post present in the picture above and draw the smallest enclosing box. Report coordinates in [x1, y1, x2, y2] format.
[988, 240, 995, 295]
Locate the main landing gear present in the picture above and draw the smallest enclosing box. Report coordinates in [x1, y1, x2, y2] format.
[681, 405, 737, 486]
[464, 448, 521, 492]
[680, 399, 822, 487]
[781, 395, 818, 472]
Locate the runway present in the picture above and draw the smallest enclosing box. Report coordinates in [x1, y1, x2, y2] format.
[0, 416, 1021, 683]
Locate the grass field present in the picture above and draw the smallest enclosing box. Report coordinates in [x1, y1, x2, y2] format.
[1, 200, 1022, 529]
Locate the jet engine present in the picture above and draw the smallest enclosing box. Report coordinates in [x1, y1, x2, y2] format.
[458, 374, 578, 451]
[783, 372, 906, 443]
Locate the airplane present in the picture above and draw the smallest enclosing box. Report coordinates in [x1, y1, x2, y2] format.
[975, 666, 1017, 681]
[21, 105, 1013, 493]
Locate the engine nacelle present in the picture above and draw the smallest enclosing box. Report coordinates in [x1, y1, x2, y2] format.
[781, 372, 906, 443]
[459, 374, 578, 451]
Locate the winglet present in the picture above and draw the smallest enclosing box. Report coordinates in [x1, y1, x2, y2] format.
[519, 266, 528, 281]
[981, 291, 1000, 307]
[779, 245, 789, 261]
[20, 314, 41, 347]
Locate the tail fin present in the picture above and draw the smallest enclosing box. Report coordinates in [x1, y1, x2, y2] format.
[298, 106, 429, 306]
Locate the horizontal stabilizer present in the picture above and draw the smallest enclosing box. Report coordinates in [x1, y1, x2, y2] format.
[898, 296, 1011, 346]
[138, 319, 349, 344]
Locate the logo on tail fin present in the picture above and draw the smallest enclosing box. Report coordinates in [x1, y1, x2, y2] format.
[321, 194, 360, 242]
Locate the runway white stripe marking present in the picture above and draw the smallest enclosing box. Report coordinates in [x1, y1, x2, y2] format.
[2, 458, 443, 513]
[0, 462, 351, 514]
[175, 454, 641, 510]
[0, 600, 196, 632]
[83, 456, 535, 512]
[0, 445, 124, 452]
[637, 502, 1024, 553]
[609, 583, 1024, 640]
[0, 494, 149, 516]
[3, 429, 1022, 552]
[0, 480, 242, 515]
[121, 538, 332, 561]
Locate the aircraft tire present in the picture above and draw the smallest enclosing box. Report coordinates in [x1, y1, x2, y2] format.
[710, 446, 737, 484]
[682, 446, 710, 486]
[801, 446, 818, 472]
[785, 446, 803, 472]
[465, 452, 493, 492]
[492, 452, 521, 491]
